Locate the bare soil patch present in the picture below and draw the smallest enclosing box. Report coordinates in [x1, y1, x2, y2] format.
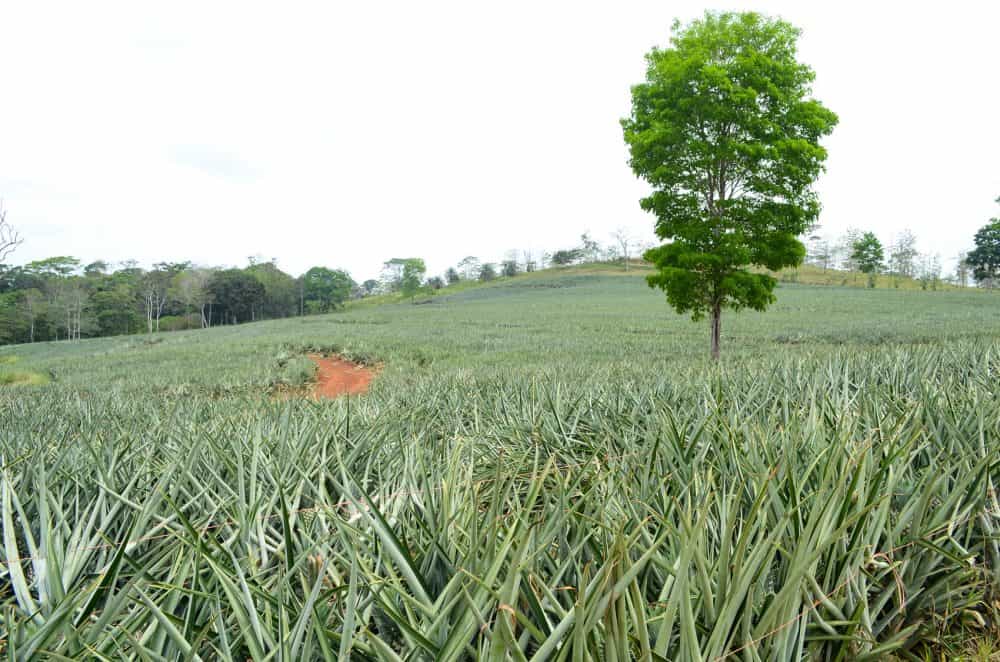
[307, 354, 375, 398]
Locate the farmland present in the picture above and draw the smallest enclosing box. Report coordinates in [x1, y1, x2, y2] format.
[2, 269, 999, 659]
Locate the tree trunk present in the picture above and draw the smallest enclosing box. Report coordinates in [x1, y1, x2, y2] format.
[710, 301, 722, 361]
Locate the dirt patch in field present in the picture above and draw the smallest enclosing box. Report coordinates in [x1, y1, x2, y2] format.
[307, 354, 375, 398]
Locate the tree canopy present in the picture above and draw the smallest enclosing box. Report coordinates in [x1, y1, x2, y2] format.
[400, 259, 426, 300]
[966, 216, 1000, 288]
[302, 267, 354, 312]
[851, 232, 884, 288]
[622, 11, 837, 358]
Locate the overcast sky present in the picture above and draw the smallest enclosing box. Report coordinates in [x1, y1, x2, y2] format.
[2, 1, 998, 280]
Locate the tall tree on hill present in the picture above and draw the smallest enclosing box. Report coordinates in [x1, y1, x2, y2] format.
[887, 229, 918, 286]
[521, 249, 537, 272]
[806, 235, 834, 271]
[622, 12, 837, 359]
[611, 227, 633, 271]
[142, 262, 189, 332]
[478, 263, 497, 281]
[457, 256, 480, 281]
[851, 232, 884, 288]
[302, 267, 354, 312]
[172, 267, 214, 328]
[954, 251, 970, 288]
[836, 227, 863, 274]
[380, 258, 408, 292]
[400, 259, 426, 300]
[550, 249, 582, 266]
[579, 232, 601, 263]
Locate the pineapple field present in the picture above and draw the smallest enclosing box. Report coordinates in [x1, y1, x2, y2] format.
[1, 270, 999, 660]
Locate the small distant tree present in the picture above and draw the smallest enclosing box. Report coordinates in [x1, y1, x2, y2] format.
[302, 267, 354, 312]
[550, 249, 582, 266]
[380, 258, 408, 292]
[838, 228, 863, 273]
[521, 250, 537, 272]
[501, 260, 519, 277]
[173, 267, 214, 328]
[611, 227, 633, 271]
[887, 229, 918, 286]
[445, 267, 460, 284]
[579, 232, 601, 263]
[457, 256, 481, 281]
[400, 258, 426, 300]
[478, 263, 497, 281]
[0, 202, 22, 262]
[851, 232, 884, 288]
[917, 253, 941, 291]
[50, 277, 89, 341]
[361, 279, 379, 296]
[426, 275, 445, 290]
[20, 288, 46, 342]
[967, 220, 1000, 289]
[802, 227, 831, 272]
[83, 261, 109, 278]
[954, 252, 970, 287]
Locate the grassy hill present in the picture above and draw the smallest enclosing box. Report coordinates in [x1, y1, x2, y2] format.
[1, 271, 998, 658]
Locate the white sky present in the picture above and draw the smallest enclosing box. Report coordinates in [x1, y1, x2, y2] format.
[2, 1, 998, 281]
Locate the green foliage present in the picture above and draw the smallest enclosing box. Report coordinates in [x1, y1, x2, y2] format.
[400, 258, 426, 299]
[852, 231, 885, 287]
[90, 285, 141, 336]
[207, 269, 266, 323]
[25, 256, 81, 277]
[0, 273, 998, 657]
[0, 369, 48, 385]
[966, 218, 1000, 287]
[550, 248, 582, 265]
[302, 266, 353, 312]
[478, 262, 497, 281]
[246, 260, 299, 318]
[623, 11, 837, 354]
[157, 314, 200, 332]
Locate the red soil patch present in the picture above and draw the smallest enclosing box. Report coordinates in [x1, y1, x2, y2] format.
[307, 354, 375, 399]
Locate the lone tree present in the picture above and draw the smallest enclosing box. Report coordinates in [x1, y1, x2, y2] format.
[0, 201, 22, 262]
[966, 199, 1000, 289]
[302, 266, 354, 312]
[622, 12, 837, 359]
[851, 232, 884, 288]
[400, 258, 426, 300]
[611, 227, 633, 271]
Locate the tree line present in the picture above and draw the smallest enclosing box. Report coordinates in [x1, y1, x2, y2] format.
[804, 211, 1000, 290]
[0, 217, 649, 345]
[0, 256, 357, 345]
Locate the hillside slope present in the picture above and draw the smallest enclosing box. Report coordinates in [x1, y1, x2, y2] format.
[0, 270, 994, 394]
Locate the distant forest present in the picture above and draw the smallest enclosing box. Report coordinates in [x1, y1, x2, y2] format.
[0, 222, 984, 346]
